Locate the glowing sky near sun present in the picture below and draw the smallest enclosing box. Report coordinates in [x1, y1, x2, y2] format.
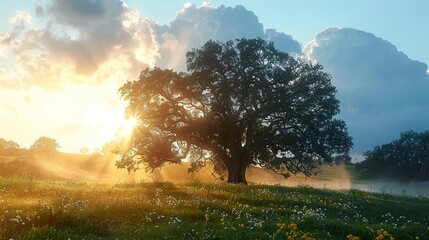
[0, 0, 428, 155]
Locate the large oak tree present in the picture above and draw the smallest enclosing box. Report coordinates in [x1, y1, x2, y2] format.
[117, 38, 352, 183]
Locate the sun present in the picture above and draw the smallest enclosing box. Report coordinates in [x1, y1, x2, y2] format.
[118, 117, 137, 137]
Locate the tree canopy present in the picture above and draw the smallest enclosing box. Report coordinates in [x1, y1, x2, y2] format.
[30, 137, 60, 152]
[357, 130, 429, 180]
[117, 38, 352, 183]
[0, 138, 20, 151]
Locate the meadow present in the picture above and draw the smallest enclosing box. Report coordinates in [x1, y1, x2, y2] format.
[0, 176, 428, 240]
[1, 150, 429, 239]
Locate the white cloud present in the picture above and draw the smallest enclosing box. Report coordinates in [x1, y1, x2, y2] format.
[8, 10, 32, 25]
[0, 0, 161, 90]
[152, 3, 301, 70]
[304, 27, 429, 153]
[1, 1, 301, 89]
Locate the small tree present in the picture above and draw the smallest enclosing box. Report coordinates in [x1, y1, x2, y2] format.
[117, 38, 352, 183]
[31, 137, 60, 152]
[357, 130, 429, 180]
[102, 140, 121, 155]
[80, 147, 90, 155]
[0, 138, 20, 151]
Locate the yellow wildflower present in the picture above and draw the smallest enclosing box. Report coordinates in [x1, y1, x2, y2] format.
[346, 234, 360, 240]
[288, 223, 297, 230]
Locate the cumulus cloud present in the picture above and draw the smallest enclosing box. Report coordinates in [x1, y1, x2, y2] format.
[264, 29, 301, 54]
[0, 1, 301, 89]
[0, 0, 158, 89]
[47, 0, 108, 24]
[152, 3, 301, 70]
[41, 0, 131, 74]
[304, 27, 429, 153]
[8, 10, 32, 25]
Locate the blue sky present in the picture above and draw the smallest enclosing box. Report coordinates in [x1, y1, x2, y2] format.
[0, 0, 428, 156]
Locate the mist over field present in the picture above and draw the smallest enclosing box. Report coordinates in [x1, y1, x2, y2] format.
[1, 150, 428, 197]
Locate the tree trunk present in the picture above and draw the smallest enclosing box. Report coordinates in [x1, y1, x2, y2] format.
[225, 126, 249, 184]
[227, 161, 247, 184]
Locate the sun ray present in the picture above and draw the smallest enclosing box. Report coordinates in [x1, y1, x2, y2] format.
[120, 117, 137, 136]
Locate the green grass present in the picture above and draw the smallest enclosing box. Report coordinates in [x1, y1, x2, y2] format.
[0, 177, 428, 240]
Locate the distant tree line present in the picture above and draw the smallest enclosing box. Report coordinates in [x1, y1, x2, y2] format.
[356, 130, 429, 181]
[0, 136, 60, 153]
[0, 138, 20, 151]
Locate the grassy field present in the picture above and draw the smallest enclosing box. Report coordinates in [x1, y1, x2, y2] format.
[1, 150, 428, 239]
[1, 176, 428, 240]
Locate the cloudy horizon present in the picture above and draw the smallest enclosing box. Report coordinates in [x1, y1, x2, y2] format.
[0, 0, 428, 157]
